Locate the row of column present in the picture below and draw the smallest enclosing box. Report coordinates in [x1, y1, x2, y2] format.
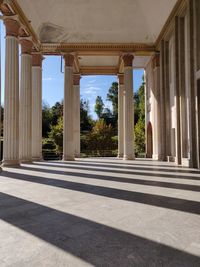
[118, 54, 135, 160]
[2, 18, 134, 164]
[2, 17, 43, 166]
[2, 17, 81, 166]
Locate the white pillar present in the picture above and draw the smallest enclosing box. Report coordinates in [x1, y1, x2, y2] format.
[19, 38, 33, 163]
[118, 74, 124, 158]
[2, 18, 20, 167]
[73, 74, 81, 158]
[63, 54, 75, 161]
[152, 54, 162, 160]
[122, 54, 135, 160]
[32, 53, 43, 161]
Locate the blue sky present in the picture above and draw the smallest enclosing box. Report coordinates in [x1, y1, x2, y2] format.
[1, 21, 144, 119]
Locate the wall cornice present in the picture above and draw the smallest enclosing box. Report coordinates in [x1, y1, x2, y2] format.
[155, 0, 187, 49]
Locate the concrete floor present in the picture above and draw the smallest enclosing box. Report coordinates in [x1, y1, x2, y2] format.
[0, 158, 200, 267]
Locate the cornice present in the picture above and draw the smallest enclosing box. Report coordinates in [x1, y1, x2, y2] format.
[155, 0, 187, 49]
[41, 43, 156, 56]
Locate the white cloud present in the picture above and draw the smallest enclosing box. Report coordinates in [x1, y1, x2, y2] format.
[43, 77, 53, 81]
[81, 86, 101, 95]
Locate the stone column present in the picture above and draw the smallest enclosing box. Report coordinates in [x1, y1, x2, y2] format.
[2, 18, 20, 167]
[73, 74, 81, 158]
[152, 54, 162, 160]
[63, 54, 75, 161]
[32, 53, 43, 161]
[19, 38, 33, 163]
[122, 54, 135, 160]
[117, 74, 124, 158]
[174, 16, 182, 165]
[160, 40, 167, 161]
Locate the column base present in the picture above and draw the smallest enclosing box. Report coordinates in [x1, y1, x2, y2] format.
[74, 154, 80, 158]
[2, 159, 20, 167]
[181, 158, 190, 167]
[32, 157, 43, 162]
[117, 153, 124, 158]
[63, 155, 75, 161]
[152, 154, 159, 160]
[167, 156, 175, 162]
[123, 155, 135, 160]
[20, 159, 32, 164]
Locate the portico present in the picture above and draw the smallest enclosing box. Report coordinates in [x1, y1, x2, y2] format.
[0, 1, 200, 265]
[0, 0, 199, 169]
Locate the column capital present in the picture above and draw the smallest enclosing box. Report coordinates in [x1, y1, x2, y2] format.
[152, 54, 160, 69]
[32, 53, 43, 67]
[19, 38, 33, 54]
[1, 2, 15, 16]
[3, 18, 20, 37]
[73, 74, 81, 85]
[64, 54, 75, 67]
[118, 74, 124, 85]
[122, 54, 134, 67]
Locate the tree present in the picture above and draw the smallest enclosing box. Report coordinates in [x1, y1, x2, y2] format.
[134, 76, 145, 156]
[85, 119, 117, 155]
[48, 116, 63, 152]
[80, 99, 93, 131]
[42, 101, 52, 137]
[51, 101, 63, 126]
[107, 82, 118, 116]
[94, 96, 104, 119]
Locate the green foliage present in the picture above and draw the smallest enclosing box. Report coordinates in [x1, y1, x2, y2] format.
[81, 119, 118, 156]
[80, 99, 93, 131]
[42, 102, 52, 137]
[134, 118, 145, 156]
[51, 101, 63, 126]
[107, 82, 118, 116]
[42, 138, 61, 160]
[48, 117, 63, 152]
[134, 76, 145, 156]
[94, 96, 104, 119]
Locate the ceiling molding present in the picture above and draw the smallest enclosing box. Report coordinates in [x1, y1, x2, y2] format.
[155, 0, 187, 49]
[8, 0, 41, 50]
[80, 66, 118, 75]
[41, 43, 156, 56]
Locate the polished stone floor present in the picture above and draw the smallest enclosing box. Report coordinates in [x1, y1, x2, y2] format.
[0, 158, 200, 267]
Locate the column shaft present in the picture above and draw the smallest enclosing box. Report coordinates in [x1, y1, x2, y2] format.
[118, 74, 124, 158]
[174, 17, 182, 165]
[63, 54, 74, 161]
[152, 55, 162, 160]
[73, 75, 81, 158]
[32, 54, 42, 160]
[2, 19, 20, 167]
[123, 54, 135, 160]
[19, 39, 32, 162]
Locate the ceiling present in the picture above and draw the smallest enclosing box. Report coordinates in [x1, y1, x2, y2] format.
[15, 0, 178, 74]
[17, 0, 177, 44]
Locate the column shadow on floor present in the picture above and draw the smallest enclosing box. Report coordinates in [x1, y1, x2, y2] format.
[0, 192, 199, 266]
[2, 170, 200, 215]
[18, 164, 200, 192]
[34, 160, 200, 175]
